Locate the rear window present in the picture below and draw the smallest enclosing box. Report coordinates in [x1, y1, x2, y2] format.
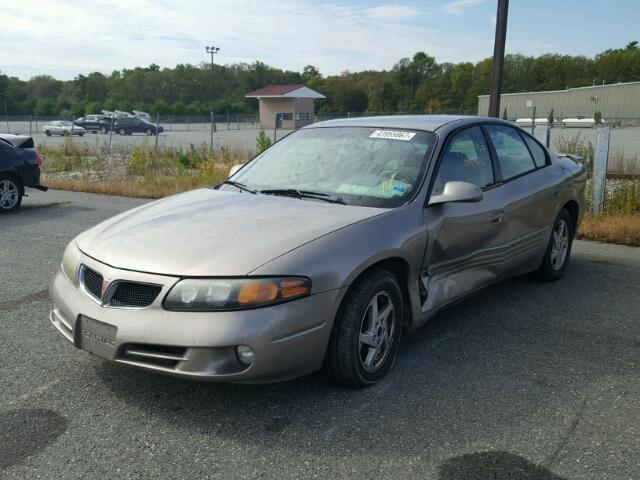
[485, 125, 536, 180]
[521, 134, 547, 168]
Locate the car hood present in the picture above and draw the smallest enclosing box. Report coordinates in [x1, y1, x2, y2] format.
[76, 188, 386, 276]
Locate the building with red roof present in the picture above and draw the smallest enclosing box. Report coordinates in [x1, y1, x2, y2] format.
[245, 84, 325, 130]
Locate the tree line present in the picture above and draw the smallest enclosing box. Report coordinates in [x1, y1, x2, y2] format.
[0, 42, 638, 118]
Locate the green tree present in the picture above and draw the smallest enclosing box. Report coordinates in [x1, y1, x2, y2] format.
[256, 129, 271, 154]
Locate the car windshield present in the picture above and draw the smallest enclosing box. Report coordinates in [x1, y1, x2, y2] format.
[228, 127, 434, 208]
[59, 121, 73, 126]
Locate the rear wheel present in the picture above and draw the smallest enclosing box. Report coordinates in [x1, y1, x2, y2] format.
[0, 175, 22, 213]
[100, 126, 108, 134]
[322, 269, 403, 388]
[535, 209, 574, 281]
[119, 128, 126, 136]
[145, 128, 153, 136]
[45, 130, 51, 137]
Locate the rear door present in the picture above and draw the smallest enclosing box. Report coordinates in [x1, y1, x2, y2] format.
[482, 124, 557, 272]
[422, 125, 508, 313]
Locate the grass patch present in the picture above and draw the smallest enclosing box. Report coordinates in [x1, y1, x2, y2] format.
[41, 140, 250, 198]
[44, 174, 229, 199]
[578, 214, 640, 247]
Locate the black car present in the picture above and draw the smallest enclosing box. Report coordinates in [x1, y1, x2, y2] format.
[113, 117, 164, 136]
[74, 115, 113, 134]
[0, 134, 47, 213]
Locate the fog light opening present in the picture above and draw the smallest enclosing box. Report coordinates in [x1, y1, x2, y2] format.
[236, 345, 254, 366]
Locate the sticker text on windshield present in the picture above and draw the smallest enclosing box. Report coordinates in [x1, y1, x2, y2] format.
[369, 130, 416, 141]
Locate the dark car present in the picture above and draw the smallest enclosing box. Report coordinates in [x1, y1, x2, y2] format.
[0, 134, 47, 213]
[74, 115, 113, 134]
[114, 117, 163, 136]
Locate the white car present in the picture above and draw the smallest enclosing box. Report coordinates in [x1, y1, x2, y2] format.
[42, 121, 86, 137]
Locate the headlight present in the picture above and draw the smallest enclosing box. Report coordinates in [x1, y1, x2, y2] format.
[163, 277, 311, 311]
[61, 240, 82, 282]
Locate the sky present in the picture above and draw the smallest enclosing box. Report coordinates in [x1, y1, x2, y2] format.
[1, 0, 638, 80]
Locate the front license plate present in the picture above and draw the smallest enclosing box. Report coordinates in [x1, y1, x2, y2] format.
[77, 316, 118, 359]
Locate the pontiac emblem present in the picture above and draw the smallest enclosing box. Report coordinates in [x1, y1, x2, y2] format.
[101, 278, 111, 298]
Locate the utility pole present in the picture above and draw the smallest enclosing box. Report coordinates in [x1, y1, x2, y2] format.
[488, 0, 509, 117]
[205, 46, 220, 154]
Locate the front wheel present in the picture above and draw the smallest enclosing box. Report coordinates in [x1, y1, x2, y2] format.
[100, 126, 108, 134]
[0, 175, 22, 213]
[45, 130, 51, 137]
[535, 209, 574, 281]
[145, 128, 153, 136]
[119, 128, 126, 135]
[322, 269, 403, 388]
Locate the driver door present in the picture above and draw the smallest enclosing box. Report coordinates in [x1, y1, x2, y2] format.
[421, 125, 508, 314]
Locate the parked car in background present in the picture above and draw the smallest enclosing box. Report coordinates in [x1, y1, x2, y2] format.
[0, 134, 46, 212]
[74, 115, 113, 134]
[114, 116, 163, 136]
[49, 115, 586, 387]
[43, 121, 86, 137]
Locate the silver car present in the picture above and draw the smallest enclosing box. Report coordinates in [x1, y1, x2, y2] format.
[49, 115, 586, 387]
[43, 121, 86, 137]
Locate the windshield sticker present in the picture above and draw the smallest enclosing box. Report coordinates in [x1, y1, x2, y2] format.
[369, 130, 416, 141]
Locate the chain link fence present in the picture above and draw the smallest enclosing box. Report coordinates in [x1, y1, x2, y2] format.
[2, 113, 640, 176]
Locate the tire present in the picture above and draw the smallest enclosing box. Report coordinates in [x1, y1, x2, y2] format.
[322, 269, 403, 388]
[45, 130, 51, 137]
[534, 209, 574, 281]
[100, 126, 108, 134]
[145, 128, 153, 136]
[63, 130, 70, 137]
[78, 133, 84, 137]
[119, 128, 126, 136]
[0, 175, 22, 213]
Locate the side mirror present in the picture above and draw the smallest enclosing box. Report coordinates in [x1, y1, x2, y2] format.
[428, 181, 483, 206]
[228, 164, 244, 178]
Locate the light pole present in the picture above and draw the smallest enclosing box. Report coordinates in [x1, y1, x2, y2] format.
[488, 0, 509, 117]
[205, 46, 220, 154]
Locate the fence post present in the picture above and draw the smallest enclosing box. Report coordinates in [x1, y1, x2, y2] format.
[273, 113, 279, 142]
[108, 117, 114, 155]
[4, 102, 10, 133]
[154, 113, 160, 152]
[29, 115, 33, 136]
[592, 125, 611, 214]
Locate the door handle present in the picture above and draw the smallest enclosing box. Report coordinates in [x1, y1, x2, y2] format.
[491, 211, 506, 224]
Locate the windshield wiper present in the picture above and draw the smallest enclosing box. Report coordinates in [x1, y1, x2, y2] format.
[260, 188, 347, 205]
[216, 180, 257, 194]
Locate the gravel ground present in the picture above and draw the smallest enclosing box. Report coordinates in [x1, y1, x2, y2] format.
[1, 189, 639, 479]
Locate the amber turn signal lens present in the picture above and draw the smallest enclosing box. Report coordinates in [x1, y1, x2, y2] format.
[237, 282, 278, 305]
[279, 278, 310, 298]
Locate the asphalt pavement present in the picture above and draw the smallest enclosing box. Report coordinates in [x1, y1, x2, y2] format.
[1, 189, 639, 479]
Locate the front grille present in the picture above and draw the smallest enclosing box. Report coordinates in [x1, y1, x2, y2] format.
[110, 282, 162, 307]
[81, 265, 103, 300]
[120, 343, 187, 368]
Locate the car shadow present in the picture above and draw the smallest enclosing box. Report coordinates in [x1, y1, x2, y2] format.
[0, 409, 67, 470]
[437, 451, 567, 480]
[93, 253, 639, 465]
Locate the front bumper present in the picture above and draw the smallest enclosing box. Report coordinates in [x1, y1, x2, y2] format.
[49, 254, 344, 383]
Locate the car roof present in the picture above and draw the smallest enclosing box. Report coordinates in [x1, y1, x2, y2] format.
[305, 115, 510, 133]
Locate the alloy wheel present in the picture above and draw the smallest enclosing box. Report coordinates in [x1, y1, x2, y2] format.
[551, 219, 569, 270]
[358, 291, 396, 373]
[0, 179, 19, 210]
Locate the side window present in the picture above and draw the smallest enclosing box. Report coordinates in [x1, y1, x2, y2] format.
[521, 133, 547, 168]
[433, 126, 494, 193]
[485, 125, 536, 180]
